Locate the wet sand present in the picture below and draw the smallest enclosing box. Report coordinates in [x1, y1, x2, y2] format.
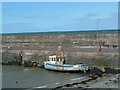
[55, 74, 119, 89]
[2, 65, 88, 88]
[2, 65, 120, 89]
[83, 74, 119, 88]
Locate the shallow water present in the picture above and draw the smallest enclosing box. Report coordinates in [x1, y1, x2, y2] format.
[2, 65, 87, 88]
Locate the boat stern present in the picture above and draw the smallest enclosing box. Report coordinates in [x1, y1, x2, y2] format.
[79, 64, 89, 72]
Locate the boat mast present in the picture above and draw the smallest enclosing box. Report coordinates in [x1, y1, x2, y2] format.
[56, 44, 65, 64]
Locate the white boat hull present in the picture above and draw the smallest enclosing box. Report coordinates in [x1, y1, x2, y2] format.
[44, 61, 89, 72]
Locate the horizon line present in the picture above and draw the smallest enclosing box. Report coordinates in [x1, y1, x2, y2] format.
[1, 29, 118, 35]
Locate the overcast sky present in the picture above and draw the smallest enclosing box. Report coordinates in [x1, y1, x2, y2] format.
[2, 2, 118, 33]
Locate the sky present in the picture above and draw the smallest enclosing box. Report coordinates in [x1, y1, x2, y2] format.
[2, 2, 118, 33]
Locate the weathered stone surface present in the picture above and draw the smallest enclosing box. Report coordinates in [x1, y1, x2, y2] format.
[2, 34, 118, 47]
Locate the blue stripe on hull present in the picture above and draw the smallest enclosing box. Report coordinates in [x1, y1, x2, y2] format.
[44, 63, 80, 71]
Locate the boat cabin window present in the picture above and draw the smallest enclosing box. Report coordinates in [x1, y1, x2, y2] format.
[49, 55, 57, 61]
[51, 57, 56, 61]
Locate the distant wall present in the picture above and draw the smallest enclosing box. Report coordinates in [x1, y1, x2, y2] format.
[2, 34, 118, 47]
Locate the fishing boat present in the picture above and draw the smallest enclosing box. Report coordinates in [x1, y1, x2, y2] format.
[44, 46, 89, 72]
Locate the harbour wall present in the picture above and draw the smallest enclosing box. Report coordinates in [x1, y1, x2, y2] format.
[1, 50, 118, 69]
[2, 34, 118, 47]
[1, 32, 118, 69]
